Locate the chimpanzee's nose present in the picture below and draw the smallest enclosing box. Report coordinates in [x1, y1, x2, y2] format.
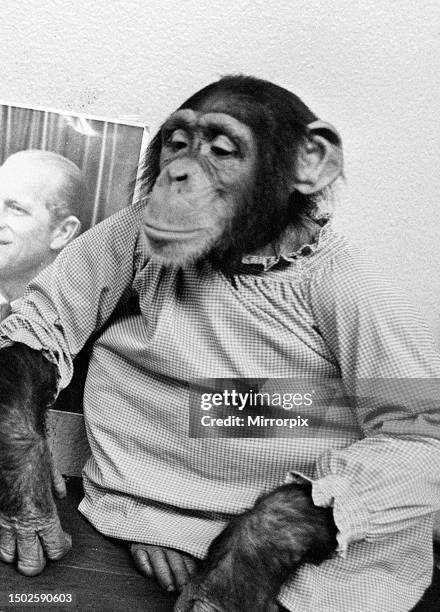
[167, 161, 189, 183]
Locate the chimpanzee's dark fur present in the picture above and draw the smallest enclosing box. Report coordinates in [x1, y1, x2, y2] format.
[0, 344, 57, 516]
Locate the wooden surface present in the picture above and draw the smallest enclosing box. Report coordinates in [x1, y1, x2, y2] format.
[0, 478, 176, 612]
[1, 478, 439, 611]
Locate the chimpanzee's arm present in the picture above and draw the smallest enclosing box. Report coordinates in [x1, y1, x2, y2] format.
[175, 482, 337, 612]
[0, 204, 145, 575]
[308, 253, 440, 550]
[0, 343, 71, 576]
[0, 205, 145, 575]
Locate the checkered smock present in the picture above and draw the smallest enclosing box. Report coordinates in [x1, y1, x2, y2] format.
[1, 200, 440, 612]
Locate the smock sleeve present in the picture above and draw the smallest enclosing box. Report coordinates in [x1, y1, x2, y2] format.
[307, 247, 440, 552]
[0, 202, 146, 389]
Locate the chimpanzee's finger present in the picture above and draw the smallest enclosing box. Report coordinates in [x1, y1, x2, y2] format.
[0, 525, 16, 563]
[51, 463, 67, 499]
[147, 546, 175, 591]
[131, 543, 154, 576]
[164, 548, 191, 590]
[182, 554, 197, 577]
[16, 530, 46, 576]
[38, 516, 72, 560]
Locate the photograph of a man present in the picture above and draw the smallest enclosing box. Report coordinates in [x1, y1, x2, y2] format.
[0, 149, 85, 314]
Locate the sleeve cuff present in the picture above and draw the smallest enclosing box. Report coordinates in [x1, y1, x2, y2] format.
[312, 474, 370, 555]
[0, 315, 71, 391]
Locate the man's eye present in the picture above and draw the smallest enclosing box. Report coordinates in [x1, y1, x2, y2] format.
[7, 201, 28, 215]
[210, 135, 237, 157]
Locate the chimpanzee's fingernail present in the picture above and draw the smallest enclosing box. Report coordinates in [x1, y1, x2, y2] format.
[167, 584, 175, 592]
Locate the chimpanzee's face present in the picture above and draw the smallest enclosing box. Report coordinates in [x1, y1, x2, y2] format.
[141, 81, 343, 271]
[142, 106, 257, 267]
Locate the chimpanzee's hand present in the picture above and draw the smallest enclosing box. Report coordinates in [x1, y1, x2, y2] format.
[174, 482, 337, 612]
[0, 344, 71, 576]
[174, 582, 281, 612]
[0, 507, 71, 576]
[0, 453, 71, 576]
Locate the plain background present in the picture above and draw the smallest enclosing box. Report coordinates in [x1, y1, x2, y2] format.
[1, 0, 439, 343]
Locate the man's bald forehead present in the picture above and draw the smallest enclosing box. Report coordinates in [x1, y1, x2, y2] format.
[0, 150, 86, 226]
[1, 154, 66, 199]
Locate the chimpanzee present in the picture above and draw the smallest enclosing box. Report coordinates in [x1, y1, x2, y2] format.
[1, 75, 440, 612]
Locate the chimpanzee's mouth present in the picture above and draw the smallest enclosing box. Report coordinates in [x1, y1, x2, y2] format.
[143, 222, 203, 241]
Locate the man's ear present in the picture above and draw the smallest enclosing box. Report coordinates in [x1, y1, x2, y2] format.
[49, 215, 81, 251]
[291, 120, 343, 195]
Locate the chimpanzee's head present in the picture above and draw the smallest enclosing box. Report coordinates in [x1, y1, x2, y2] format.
[141, 75, 342, 271]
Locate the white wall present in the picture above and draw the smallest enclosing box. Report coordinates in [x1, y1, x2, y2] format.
[1, 0, 439, 342]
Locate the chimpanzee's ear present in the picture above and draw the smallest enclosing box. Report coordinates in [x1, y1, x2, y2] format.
[291, 120, 343, 194]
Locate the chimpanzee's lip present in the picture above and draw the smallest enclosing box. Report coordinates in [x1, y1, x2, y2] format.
[143, 223, 202, 240]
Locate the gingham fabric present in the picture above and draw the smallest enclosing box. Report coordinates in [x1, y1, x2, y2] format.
[1, 200, 440, 612]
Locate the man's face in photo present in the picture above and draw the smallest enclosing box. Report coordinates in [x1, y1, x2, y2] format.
[0, 155, 60, 283]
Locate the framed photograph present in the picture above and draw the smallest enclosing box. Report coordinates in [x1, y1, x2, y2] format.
[0, 102, 148, 475]
[0, 101, 148, 231]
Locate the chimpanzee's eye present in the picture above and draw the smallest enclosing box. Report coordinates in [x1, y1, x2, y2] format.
[166, 129, 190, 151]
[210, 135, 237, 157]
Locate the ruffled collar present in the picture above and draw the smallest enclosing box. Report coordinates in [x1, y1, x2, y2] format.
[240, 217, 331, 272]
